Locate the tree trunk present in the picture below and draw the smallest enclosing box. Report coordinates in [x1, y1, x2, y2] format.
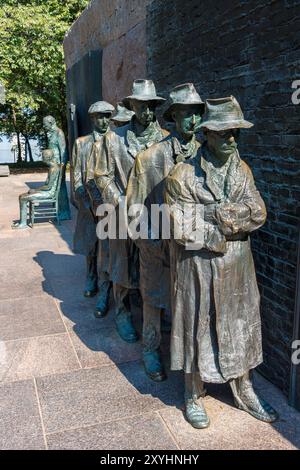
[16, 132, 22, 163]
[24, 138, 28, 162]
[27, 138, 33, 162]
[12, 107, 22, 163]
[23, 134, 34, 162]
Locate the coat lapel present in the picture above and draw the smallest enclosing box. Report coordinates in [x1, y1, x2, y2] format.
[201, 145, 244, 202]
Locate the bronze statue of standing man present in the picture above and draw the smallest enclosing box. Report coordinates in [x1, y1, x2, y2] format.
[43, 115, 71, 221]
[93, 80, 168, 342]
[127, 83, 204, 381]
[165, 96, 278, 428]
[73, 101, 115, 313]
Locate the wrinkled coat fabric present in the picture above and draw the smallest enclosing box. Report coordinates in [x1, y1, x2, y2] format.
[164, 144, 266, 383]
[93, 119, 169, 289]
[86, 132, 111, 277]
[126, 135, 195, 309]
[72, 134, 99, 256]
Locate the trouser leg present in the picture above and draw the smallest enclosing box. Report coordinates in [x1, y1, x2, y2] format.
[229, 371, 278, 422]
[19, 195, 29, 224]
[142, 304, 162, 353]
[184, 373, 209, 428]
[161, 307, 171, 333]
[142, 304, 167, 382]
[86, 254, 97, 285]
[95, 267, 112, 318]
[114, 283, 138, 343]
[84, 246, 98, 297]
[114, 283, 131, 319]
[184, 373, 206, 401]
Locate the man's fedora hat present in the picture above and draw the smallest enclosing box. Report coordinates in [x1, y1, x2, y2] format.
[111, 103, 135, 123]
[88, 101, 115, 115]
[199, 96, 253, 131]
[163, 83, 205, 122]
[123, 79, 166, 109]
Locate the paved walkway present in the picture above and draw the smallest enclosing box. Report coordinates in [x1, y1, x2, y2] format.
[0, 173, 299, 450]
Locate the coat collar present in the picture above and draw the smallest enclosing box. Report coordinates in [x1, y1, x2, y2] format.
[93, 130, 107, 142]
[126, 118, 165, 158]
[172, 133, 201, 163]
[201, 142, 242, 202]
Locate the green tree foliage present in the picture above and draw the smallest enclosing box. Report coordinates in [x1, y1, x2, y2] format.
[0, 0, 89, 161]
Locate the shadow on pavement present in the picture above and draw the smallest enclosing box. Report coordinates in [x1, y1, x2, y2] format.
[31, 198, 300, 448]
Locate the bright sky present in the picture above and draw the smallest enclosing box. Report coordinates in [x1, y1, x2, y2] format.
[0, 135, 41, 163]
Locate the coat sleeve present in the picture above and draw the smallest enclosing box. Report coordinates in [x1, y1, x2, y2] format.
[72, 140, 83, 193]
[216, 162, 267, 237]
[72, 139, 90, 208]
[126, 152, 149, 237]
[85, 144, 102, 211]
[58, 129, 68, 164]
[164, 164, 227, 253]
[93, 135, 122, 208]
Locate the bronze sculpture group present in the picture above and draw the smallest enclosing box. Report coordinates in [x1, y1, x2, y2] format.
[12, 79, 279, 429]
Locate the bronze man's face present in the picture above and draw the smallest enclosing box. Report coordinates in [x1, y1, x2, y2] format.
[91, 113, 111, 133]
[130, 100, 157, 127]
[206, 129, 239, 159]
[43, 117, 55, 132]
[173, 105, 202, 140]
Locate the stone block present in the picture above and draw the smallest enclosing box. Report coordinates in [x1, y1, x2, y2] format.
[0, 165, 9, 177]
[102, 21, 147, 105]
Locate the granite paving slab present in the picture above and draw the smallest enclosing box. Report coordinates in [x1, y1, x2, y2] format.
[0, 333, 80, 383]
[0, 379, 45, 450]
[0, 295, 65, 341]
[46, 412, 178, 450]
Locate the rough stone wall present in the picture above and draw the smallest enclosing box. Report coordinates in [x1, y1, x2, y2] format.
[64, 0, 153, 69]
[147, 0, 300, 395]
[64, 0, 152, 105]
[64, 0, 152, 196]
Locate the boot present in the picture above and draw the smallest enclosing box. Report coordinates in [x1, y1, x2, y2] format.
[230, 372, 279, 423]
[184, 373, 210, 429]
[94, 281, 112, 318]
[84, 255, 98, 298]
[115, 310, 138, 343]
[185, 397, 210, 429]
[143, 350, 166, 382]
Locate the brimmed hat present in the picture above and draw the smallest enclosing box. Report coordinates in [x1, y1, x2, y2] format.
[123, 80, 165, 109]
[163, 83, 205, 122]
[111, 103, 135, 123]
[88, 101, 115, 115]
[199, 96, 253, 131]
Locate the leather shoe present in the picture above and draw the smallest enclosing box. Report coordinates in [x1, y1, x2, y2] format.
[84, 288, 98, 298]
[115, 314, 138, 343]
[94, 287, 111, 319]
[231, 378, 278, 423]
[185, 398, 210, 429]
[143, 351, 167, 382]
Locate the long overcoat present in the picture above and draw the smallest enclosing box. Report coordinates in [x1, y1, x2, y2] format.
[164, 144, 266, 383]
[126, 135, 195, 309]
[72, 133, 99, 256]
[93, 119, 169, 289]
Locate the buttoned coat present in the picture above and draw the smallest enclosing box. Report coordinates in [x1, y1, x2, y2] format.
[164, 144, 266, 382]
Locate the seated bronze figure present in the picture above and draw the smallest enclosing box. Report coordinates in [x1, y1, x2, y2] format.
[12, 149, 61, 229]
